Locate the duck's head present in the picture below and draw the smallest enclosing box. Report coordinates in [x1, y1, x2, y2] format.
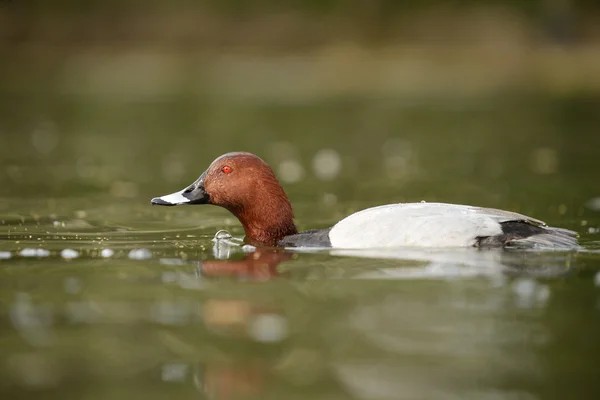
[151, 152, 297, 245]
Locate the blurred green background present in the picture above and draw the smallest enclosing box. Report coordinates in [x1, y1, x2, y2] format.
[1, 0, 600, 210]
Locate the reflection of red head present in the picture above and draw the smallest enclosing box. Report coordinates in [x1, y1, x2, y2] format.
[201, 249, 292, 280]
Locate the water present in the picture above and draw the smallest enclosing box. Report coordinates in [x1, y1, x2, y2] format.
[2, 94, 600, 399]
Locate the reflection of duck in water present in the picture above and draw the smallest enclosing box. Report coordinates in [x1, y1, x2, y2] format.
[152, 152, 578, 249]
[200, 247, 291, 280]
[193, 248, 289, 400]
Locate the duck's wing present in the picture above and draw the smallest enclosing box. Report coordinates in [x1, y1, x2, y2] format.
[472, 205, 546, 226]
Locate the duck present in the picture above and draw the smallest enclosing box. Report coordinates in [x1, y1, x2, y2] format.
[151, 152, 578, 249]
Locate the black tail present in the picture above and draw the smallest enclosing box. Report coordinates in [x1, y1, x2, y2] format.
[476, 221, 579, 249]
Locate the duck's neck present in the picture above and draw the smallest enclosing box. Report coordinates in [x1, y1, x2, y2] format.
[230, 189, 297, 246]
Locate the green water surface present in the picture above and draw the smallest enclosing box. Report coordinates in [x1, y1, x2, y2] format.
[1, 94, 600, 400]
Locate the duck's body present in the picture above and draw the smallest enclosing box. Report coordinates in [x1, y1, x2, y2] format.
[151, 152, 578, 250]
[278, 202, 577, 249]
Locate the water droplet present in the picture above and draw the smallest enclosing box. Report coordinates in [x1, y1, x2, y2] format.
[60, 249, 79, 260]
[213, 230, 232, 241]
[128, 248, 152, 260]
[19, 248, 50, 257]
[241, 244, 256, 253]
[100, 248, 114, 258]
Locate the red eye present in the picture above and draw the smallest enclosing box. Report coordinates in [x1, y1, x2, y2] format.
[222, 166, 232, 174]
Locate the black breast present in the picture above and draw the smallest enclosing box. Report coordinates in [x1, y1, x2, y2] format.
[277, 228, 332, 248]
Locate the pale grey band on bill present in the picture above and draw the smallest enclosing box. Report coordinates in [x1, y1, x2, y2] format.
[151, 170, 208, 206]
[153, 190, 192, 205]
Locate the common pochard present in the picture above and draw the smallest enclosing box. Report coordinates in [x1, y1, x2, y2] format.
[151, 152, 578, 249]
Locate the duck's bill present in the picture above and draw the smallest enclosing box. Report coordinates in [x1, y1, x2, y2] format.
[151, 190, 193, 206]
[151, 172, 209, 206]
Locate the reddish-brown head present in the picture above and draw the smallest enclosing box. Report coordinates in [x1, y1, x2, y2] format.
[151, 152, 297, 245]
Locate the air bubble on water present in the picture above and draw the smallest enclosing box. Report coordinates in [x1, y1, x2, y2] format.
[242, 244, 256, 253]
[0, 251, 11, 259]
[128, 248, 152, 260]
[213, 242, 236, 260]
[60, 249, 79, 260]
[100, 248, 114, 258]
[20, 248, 50, 257]
[312, 149, 341, 181]
[213, 230, 232, 241]
[248, 314, 288, 343]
